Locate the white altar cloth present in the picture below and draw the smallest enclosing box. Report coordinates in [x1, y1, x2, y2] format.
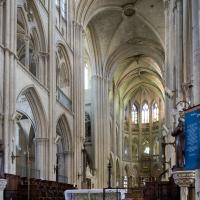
[65, 188, 127, 200]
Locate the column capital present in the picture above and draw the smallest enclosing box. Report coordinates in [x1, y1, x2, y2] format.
[172, 170, 195, 187]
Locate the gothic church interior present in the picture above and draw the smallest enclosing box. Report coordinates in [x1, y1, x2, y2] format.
[0, 0, 199, 198]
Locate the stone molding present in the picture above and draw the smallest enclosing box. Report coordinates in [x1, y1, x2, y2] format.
[0, 179, 7, 191]
[172, 170, 195, 187]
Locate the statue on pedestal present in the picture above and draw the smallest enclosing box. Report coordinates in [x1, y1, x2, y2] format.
[171, 114, 185, 169]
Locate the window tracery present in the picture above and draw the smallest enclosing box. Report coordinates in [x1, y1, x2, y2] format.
[152, 102, 159, 122]
[56, 46, 70, 93]
[17, 5, 46, 85]
[142, 103, 149, 123]
[131, 104, 138, 124]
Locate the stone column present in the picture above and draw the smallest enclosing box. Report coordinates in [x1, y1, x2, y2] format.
[0, 0, 5, 44]
[3, 0, 17, 174]
[92, 75, 109, 188]
[64, 150, 73, 183]
[195, 169, 200, 200]
[73, 22, 85, 187]
[163, 0, 174, 128]
[112, 86, 117, 154]
[173, 170, 195, 200]
[175, 0, 183, 100]
[48, 0, 56, 181]
[0, 179, 7, 200]
[191, 0, 200, 104]
[35, 138, 49, 179]
[163, 0, 175, 175]
[182, 0, 189, 84]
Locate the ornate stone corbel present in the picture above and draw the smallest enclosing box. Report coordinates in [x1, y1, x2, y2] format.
[173, 171, 195, 187]
[173, 171, 195, 200]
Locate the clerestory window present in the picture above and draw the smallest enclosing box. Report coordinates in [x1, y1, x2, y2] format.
[131, 104, 138, 124]
[142, 103, 149, 123]
[152, 103, 159, 122]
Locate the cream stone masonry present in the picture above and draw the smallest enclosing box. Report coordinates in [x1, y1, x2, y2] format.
[0, 0, 200, 192]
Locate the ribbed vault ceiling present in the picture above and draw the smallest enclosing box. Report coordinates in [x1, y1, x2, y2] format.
[81, 0, 165, 103]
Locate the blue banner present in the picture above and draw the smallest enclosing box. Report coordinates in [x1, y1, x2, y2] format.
[184, 105, 200, 170]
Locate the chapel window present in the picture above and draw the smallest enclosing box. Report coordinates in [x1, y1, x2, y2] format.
[131, 104, 138, 124]
[142, 103, 149, 123]
[152, 103, 159, 122]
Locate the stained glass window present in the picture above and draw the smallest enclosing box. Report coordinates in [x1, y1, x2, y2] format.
[142, 103, 149, 123]
[131, 104, 138, 124]
[152, 103, 159, 122]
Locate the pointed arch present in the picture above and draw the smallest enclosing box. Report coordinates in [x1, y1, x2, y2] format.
[17, 1, 47, 83]
[17, 7, 28, 35]
[56, 43, 72, 98]
[152, 101, 159, 122]
[141, 101, 149, 123]
[17, 86, 47, 138]
[56, 114, 73, 183]
[56, 114, 72, 151]
[27, 0, 47, 52]
[131, 103, 138, 124]
[16, 86, 48, 179]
